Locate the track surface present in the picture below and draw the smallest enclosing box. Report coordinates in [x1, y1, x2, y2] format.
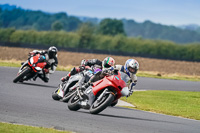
[0, 67, 200, 133]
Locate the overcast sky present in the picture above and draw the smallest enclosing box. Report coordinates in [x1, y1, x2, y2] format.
[1, 0, 200, 26]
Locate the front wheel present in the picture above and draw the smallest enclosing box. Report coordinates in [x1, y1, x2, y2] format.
[67, 93, 81, 111]
[90, 93, 114, 114]
[110, 99, 118, 107]
[13, 67, 31, 83]
[62, 89, 77, 103]
[52, 88, 62, 101]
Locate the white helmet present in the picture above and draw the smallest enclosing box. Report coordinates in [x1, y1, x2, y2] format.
[124, 59, 139, 74]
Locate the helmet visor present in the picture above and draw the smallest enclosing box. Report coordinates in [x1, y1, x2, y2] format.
[49, 51, 56, 58]
[104, 63, 111, 68]
[128, 67, 136, 73]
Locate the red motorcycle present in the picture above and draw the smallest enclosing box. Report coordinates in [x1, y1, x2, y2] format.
[67, 70, 130, 114]
[13, 54, 47, 83]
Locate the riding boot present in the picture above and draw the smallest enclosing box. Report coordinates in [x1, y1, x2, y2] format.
[33, 74, 38, 81]
[38, 73, 49, 82]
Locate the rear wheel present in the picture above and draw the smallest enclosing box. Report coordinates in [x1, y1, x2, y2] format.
[90, 93, 114, 114]
[13, 67, 31, 83]
[67, 93, 81, 111]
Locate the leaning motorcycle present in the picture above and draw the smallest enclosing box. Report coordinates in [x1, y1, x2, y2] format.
[52, 71, 85, 102]
[13, 54, 47, 83]
[52, 67, 99, 102]
[67, 70, 130, 114]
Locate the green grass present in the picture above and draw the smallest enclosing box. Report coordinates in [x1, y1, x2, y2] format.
[121, 90, 200, 120]
[137, 71, 200, 82]
[1, 60, 200, 82]
[0, 60, 21, 67]
[0, 122, 71, 133]
[0, 60, 72, 71]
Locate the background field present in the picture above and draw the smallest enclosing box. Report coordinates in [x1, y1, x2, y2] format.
[1, 46, 200, 76]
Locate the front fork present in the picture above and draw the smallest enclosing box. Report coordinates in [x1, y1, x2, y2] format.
[96, 89, 111, 102]
[18, 60, 29, 74]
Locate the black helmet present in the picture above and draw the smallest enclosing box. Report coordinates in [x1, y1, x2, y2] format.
[48, 46, 58, 59]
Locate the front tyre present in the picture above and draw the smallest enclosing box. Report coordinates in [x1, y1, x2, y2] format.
[67, 93, 81, 111]
[90, 93, 114, 114]
[110, 99, 118, 107]
[62, 89, 77, 103]
[13, 67, 30, 83]
[52, 88, 62, 101]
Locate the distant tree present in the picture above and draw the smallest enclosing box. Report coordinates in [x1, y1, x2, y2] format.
[52, 12, 68, 20]
[98, 18, 125, 36]
[77, 23, 94, 48]
[51, 21, 63, 31]
[67, 16, 82, 31]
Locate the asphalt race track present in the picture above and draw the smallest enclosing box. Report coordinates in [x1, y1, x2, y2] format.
[0, 66, 200, 133]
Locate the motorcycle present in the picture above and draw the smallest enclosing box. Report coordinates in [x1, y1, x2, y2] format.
[52, 71, 84, 102]
[13, 54, 47, 83]
[67, 70, 130, 114]
[52, 66, 101, 102]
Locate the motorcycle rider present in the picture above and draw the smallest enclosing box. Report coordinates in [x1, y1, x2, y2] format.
[29, 46, 58, 82]
[114, 59, 139, 97]
[60, 57, 115, 82]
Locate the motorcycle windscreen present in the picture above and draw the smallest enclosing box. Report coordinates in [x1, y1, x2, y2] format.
[119, 71, 130, 85]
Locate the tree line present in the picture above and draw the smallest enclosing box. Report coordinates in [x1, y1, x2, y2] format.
[0, 8, 82, 31]
[1, 5, 200, 44]
[123, 19, 200, 44]
[1, 28, 200, 61]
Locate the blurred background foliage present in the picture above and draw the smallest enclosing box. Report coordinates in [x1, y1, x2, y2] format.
[0, 5, 200, 61]
[1, 28, 200, 61]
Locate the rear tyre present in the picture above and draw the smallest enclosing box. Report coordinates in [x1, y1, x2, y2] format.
[67, 93, 81, 111]
[13, 67, 30, 83]
[90, 93, 114, 114]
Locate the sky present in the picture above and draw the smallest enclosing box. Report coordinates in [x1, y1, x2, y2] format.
[0, 0, 200, 26]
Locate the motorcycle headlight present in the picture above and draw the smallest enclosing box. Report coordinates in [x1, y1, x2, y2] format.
[121, 87, 129, 96]
[35, 67, 42, 71]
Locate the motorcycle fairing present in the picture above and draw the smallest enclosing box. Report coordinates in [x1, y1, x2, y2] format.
[28, 54, 46, 72]
[63, 74, 82, 92]
[92, 72, 126, 99]
[57, 88, 64, 97]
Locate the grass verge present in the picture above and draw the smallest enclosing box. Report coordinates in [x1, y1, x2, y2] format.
[121, 90, 200, 120]
[138, 71, 200, 82]
[0, 59, 200, 82]
[0, 122, 71, 133]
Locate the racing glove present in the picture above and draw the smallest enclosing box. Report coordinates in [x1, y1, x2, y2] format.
[127, 82, 136, 97]
[127, 89, 134, 97]
[61, 76, 69, 82]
